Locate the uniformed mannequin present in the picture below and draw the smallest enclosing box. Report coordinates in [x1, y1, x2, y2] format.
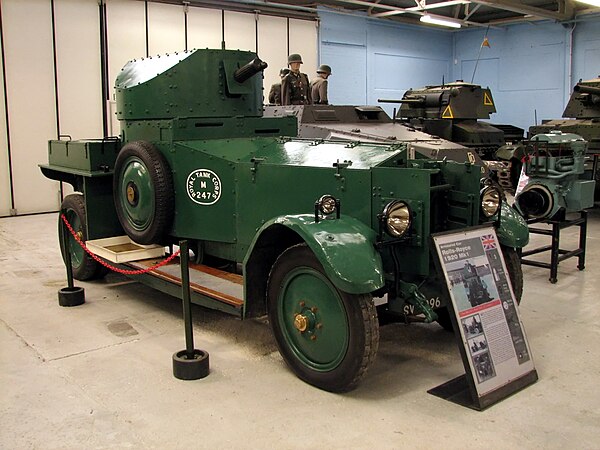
[311, 64, 332, 105]
[281, 53, 311, 106]
[268, 68, 290, 105]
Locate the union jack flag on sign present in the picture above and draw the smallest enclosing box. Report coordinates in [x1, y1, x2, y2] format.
[481, 234, 496, 251]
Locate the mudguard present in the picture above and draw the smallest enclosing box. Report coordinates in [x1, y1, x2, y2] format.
[496, 202, 529, 248]
[247, 214, 384, 294]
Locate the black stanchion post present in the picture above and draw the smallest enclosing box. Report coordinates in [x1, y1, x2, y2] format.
[172, 240, 210, 380]
[58, 211, 85, 307]
[181, 240, 195, 357]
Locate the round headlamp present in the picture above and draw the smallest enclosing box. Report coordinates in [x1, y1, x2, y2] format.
[382, 201, 412, 238]
[317, 195, 337, 216]
[480, 186, 501, 218]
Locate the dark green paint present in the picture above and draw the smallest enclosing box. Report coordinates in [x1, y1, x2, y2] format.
[117, 155, 155, 232]
[497, 202, 529, 248]
[248, 215, 384, 295]
[277, 266, 349, 370]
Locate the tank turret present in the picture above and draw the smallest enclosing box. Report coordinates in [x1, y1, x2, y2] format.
[380, 82, 524, 192]
[395, 81, 497, 120]
[529, 77, 600, 149]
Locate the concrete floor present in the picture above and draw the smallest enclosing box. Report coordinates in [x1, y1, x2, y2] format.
[1, 210, 599, 449]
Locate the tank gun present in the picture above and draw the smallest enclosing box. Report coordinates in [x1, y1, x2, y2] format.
[378, 97, 426, 105]
[573, 83, 600, 98]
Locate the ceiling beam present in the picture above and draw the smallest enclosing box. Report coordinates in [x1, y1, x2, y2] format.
[463, 3, 481, 20]
[333, 0, 409, 12]
[470, 0, 574, 21]
[370, 0, 470, 18]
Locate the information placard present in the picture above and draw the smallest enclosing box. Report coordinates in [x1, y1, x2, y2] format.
[429, 225, 537, 410]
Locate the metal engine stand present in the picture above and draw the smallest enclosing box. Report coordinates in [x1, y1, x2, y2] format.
[518, 210, 588, 283]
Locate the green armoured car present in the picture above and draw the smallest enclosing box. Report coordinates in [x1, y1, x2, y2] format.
[41, 49, 529, 392]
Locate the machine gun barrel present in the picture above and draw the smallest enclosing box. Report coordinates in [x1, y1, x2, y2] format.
[573, 84, 600, 96]
[234, 57, 268, 83]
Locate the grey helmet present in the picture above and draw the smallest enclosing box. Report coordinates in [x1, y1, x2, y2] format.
[288, 53, 303, 64]
[279, 68, 291, 77]
[317, 64, 332, 75]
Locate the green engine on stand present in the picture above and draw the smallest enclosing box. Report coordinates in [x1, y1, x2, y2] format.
[40, 48, 530, 392]
[515, 131, 596, 220]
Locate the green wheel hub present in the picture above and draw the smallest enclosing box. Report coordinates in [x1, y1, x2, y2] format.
[278, 266, 349, 371]
[118, 156, 155, 232]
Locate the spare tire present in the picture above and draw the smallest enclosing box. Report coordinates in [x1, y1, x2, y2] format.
[113, 141, 174, 245]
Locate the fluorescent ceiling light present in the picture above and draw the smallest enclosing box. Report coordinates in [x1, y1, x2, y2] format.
[420, 14, 462, 28]
[575, 0, 600, 6]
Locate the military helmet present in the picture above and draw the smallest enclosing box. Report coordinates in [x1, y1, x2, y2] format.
[317, 64, 332, 75]
[279, 68, 291, 77]
[288, 53, 303, 64]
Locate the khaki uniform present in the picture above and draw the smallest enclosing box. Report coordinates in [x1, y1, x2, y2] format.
[281, 72, 311, 105]
[268, 82, 282, 105]
[311, 77, 329, 105]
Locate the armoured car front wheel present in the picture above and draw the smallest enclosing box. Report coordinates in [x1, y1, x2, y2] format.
[502, 246, 523, 302]
[113, 141, 174, 245]
[59, 194, 104, 281]
[267, 244, 379, 392]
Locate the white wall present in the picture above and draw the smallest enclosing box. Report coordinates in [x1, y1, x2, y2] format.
[0, 0, 317, 216]
[147, 2, 184, 55]
[0, 26, 10, 216]
[290, 18, 318, 83]
[187, 6, 222, 50]
[2, 0, 58, 215]
[258, 15, 288, 99]
[55, 0, 103, 141]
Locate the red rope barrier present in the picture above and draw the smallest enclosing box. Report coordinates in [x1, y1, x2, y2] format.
[60, 213, 180, 275]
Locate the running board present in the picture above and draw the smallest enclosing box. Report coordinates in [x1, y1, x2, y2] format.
[124, 258, 245, 317]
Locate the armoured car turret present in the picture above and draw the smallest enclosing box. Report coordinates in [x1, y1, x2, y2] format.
[40, 49, 529, 392]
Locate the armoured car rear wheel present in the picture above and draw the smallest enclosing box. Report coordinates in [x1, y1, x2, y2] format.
[113, 141, 174, 245]
[59, 194, 102, 281]
[267, 244, 379, 392]
[436, 245, 523, 331]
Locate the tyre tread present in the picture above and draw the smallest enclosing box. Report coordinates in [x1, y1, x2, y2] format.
[59, 194, 99, 281]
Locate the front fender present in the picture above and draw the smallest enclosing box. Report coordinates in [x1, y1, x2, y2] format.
[496, 202, 529, 248]
[247, 214, 384, 295]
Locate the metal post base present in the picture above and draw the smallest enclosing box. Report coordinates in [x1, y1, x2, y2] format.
[172, 349, 210, 380]
[58, 286, 85, 307]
